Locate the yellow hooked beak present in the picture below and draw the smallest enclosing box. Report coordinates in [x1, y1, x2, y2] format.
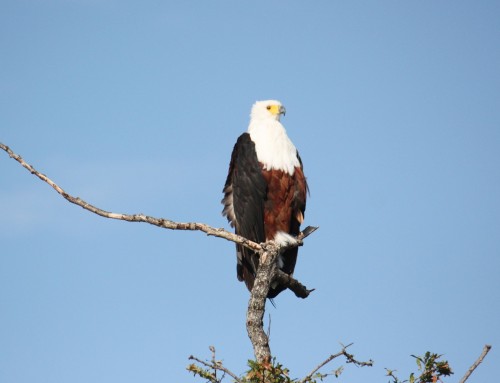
[268, 104, 286, 116]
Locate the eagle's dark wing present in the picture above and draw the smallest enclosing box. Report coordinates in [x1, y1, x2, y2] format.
[222, 133, 267, 292]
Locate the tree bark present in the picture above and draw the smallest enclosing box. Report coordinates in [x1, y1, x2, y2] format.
[246, 246, 278, 363]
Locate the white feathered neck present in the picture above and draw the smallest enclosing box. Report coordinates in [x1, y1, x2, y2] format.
[247, 101, 300, 175]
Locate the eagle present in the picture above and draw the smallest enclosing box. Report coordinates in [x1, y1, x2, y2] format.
[222, 100, 308, 298]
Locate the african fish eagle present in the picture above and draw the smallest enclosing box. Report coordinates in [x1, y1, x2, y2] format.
[222, 100, 308, 298]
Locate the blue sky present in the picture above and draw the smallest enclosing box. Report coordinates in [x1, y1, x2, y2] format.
[1, 1, 499, 382]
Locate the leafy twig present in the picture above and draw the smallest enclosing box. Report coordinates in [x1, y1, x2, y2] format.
[188, 347, 242, 383]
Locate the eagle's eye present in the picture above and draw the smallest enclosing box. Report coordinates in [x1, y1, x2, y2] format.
[266, 105, 271, 110]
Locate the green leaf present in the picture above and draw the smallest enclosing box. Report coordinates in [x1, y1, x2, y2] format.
[414, 357, 422, 370]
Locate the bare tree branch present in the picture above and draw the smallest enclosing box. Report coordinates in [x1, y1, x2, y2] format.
[459, 344, 492, 383]
[273, 270, 314, 298]
[300, 343, 373, 383]
[0, 142, 261, 251]
[1, 141, 318, 364]
[245, 234, 318, 363]
[1, 142, 318, 254]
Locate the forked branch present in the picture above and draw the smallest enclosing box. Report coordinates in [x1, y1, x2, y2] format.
[300, 343, 373, 383]
[1, 142, 317, 364]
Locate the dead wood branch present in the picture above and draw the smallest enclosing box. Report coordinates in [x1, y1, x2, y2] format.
[274, 270, 314, 298]
[1, 142, 318, 364]
[300, 343, 373, 383]
[0, 142, 261, 251]
[246, 235, 317, 363]
[459, 344, 492, 383]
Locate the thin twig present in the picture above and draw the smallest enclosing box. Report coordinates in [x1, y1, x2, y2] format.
[266, 313, 272, 341]
[188, 354, 242, 383]
[459, 344, 492, 383]
[302, 349, 345, 381]
[210, 346, 217, 382]
[300, 343, 373, 383]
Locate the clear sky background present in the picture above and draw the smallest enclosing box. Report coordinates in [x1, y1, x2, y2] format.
[1, 1, 499, 382]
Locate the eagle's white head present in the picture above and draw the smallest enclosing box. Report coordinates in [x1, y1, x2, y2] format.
[247, 99, 299, 174]
[250, 100, 286, 122]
